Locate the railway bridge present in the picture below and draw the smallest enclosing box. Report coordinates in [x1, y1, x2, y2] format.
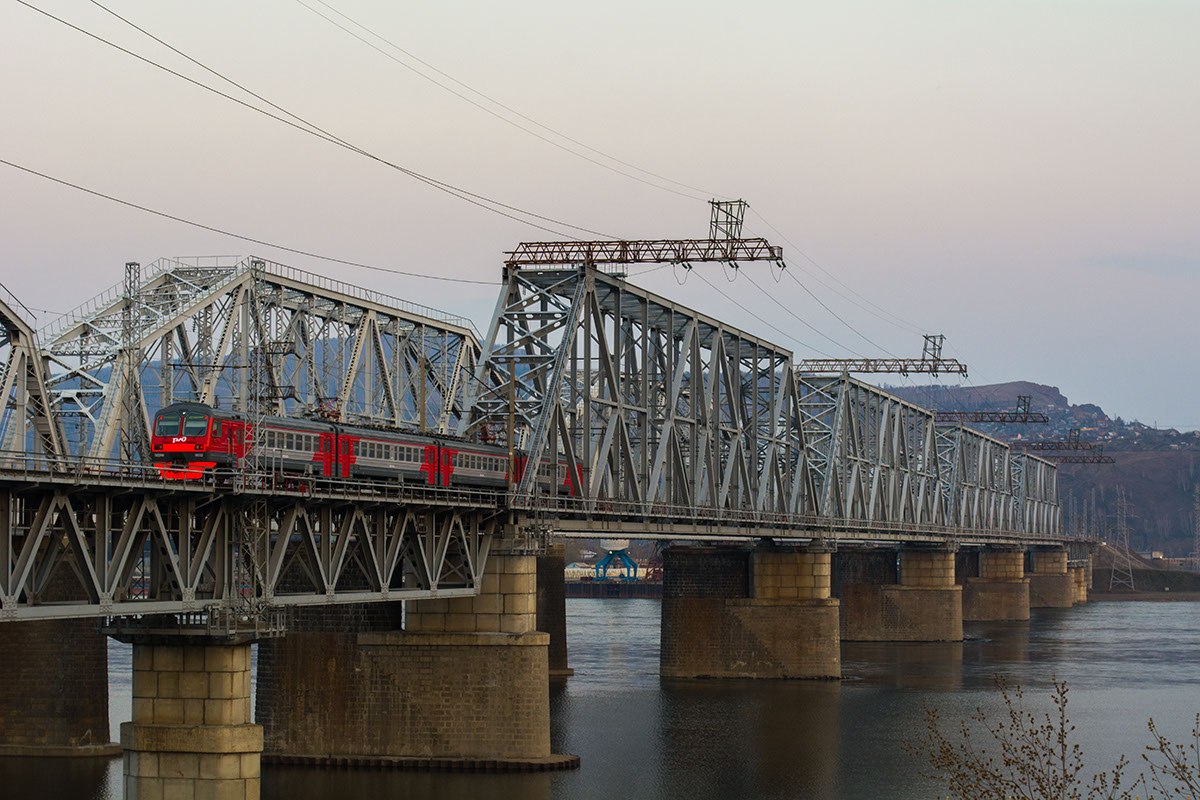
[0, 253, 1088, 792]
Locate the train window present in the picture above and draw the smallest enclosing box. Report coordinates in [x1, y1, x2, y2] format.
[155, 412, 181, 436]
[182, 414, 209, 437]
[211, 420, 222, 437]
[286, 433, 295, 450]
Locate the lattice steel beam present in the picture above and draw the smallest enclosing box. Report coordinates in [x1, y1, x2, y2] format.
[0, 470, 498, 621]
[797, 374, 946, 528]
[39, 256, 482, 460]
[0, 296, 64, 463]
[461, 263, 815, 521]
[505, 239, 783, 268]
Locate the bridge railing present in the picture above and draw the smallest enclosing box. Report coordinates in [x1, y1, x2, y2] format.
[515, 493, 1064, 545]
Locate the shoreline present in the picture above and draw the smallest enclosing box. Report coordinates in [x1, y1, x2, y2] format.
[1089, 591, 1200, 602]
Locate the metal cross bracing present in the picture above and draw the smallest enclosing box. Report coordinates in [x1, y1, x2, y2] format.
[796, 334, 969, 377]
[461, 261, 1063, 545]
[38, 256, 482, 461]
[0, 296, 65, 465]
[797, 374, 945, 529]
[934, 395, 1051, 425]
[0, 462, 500, 622]
[462, 262, 812, 528]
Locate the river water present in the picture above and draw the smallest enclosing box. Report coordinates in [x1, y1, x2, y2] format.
[3, 598, 1198, 799]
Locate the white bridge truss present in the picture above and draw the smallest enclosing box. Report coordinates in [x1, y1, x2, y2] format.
[37, 256, 481, 459]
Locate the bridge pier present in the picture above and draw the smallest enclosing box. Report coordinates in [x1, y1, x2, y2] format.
[961, 547, 1030, 622]
[1070, 563, 1089, 604]
[0, 619, 119, 757]
[1028, 547, 1074, 608]
[122, 639, 261, 800]
[841, 546, 963, 642]
[536, 541, 572, 678]
[259, 548, 574, 770]
[660, 544, 840, 679]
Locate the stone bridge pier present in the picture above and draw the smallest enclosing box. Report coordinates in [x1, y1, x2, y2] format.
[840, 545, 963, 642]
[1029, 547, 1074, 608]
[119, 635, 262, 800]
[256, 544, 576, 770]
[0, 619, 118, 758]
[659, 543, 840, 679]
[960, 547, 1031, 622]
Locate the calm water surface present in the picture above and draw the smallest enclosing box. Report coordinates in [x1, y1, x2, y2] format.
[3, 599, 1198, 799]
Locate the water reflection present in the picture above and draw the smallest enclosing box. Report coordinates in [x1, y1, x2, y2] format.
[2, 598, 1199, 799]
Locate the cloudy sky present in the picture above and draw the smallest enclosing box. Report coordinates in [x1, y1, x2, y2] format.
[1, 1, 1197, 427]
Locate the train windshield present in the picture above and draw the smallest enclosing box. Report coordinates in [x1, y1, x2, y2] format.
[155, 412, 182, 436]
[182, 413, 210, 437]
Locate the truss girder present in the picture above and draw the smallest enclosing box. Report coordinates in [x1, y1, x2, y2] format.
[797, 375, 944, 529]
[0, 297, 64, 463]
[461, 265, 814, 521]
[38, 257, 481, 459]
[0, 479, 496, 621]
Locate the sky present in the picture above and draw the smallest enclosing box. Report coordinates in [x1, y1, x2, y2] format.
[1, 0, 1197, 428]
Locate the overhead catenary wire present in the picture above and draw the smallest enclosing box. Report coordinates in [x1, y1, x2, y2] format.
[741, 272, 862, 358]
[18, 0, 614, 241]
[692, 270, 834, 358]
[297, 0, 723, 202]
[0, 156, 500, 286]
[749, 209, 928, 336]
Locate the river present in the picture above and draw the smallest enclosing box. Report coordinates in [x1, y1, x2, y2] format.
[3, 598, 1197, 799]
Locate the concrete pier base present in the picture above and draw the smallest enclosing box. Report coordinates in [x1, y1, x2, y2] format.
[1029, 548, 1074, 608]
[537, 542, 573, 678]
[259, 551, 575, 770]
[0, 619, 119, 758]
[660, 546, 840, 679]
[122, 642, 261, 800]
[962, 549, 1030, 622]
[841, 547, 963, 642]
[1070, 565, 1089, 604]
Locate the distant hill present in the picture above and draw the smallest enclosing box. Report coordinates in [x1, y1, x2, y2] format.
[884, 381, 1200, 556]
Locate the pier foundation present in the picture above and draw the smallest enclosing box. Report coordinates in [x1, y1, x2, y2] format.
[841, 546, 963, 641]
[122, 641, 261, 800]
[962, 548, 1030, 622]
[1028, 548, 1074, 608]
[259, 549, 573, 770]
[660, 545, 840, 679]
[537, 541, 572, 678]
[0, 619, 118, 757]
[1070, 565, 1089, 604]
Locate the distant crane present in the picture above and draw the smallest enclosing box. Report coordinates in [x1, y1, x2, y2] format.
[934, 395, 1050, 424]
[796, 334, 968, 376]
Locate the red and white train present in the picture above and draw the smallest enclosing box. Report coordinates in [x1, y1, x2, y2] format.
[149, 401, 580, 494]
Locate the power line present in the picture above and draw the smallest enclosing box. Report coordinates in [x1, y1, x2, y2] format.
[781, 268, 897, 356]
[740, 272, 856, 358]
[691, 270, 829, 357]
[18, 0, 613, 241]
[0, 156, 500, 286]
[749, 209, 928, 336]
[299, 0, 723, 202]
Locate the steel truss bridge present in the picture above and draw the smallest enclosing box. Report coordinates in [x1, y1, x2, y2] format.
[0, 250, 1065, 621]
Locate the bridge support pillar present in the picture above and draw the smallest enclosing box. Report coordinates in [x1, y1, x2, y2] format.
[962, 547, 1030, 622]
[0, 619, 119, 757]
[660, 544, 840, 679]
[841, 546, 963, 642]
[259, 549, 575, 770]
[537, 541, 572, 678]
[1028, 547, 1074, 608]
[1069, 564, 1089, 604]
[122, 641, 262, 800]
